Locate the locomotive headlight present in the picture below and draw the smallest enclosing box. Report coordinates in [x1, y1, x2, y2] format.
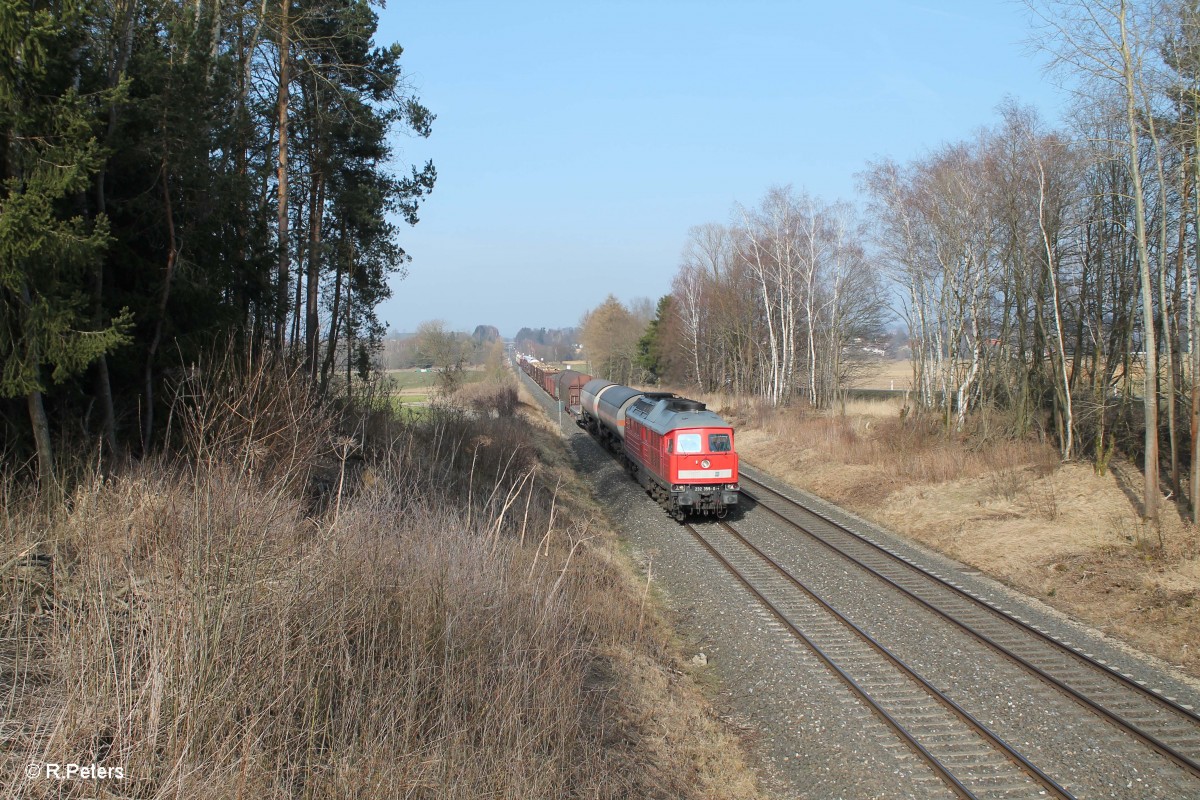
[701, 459, 710, 469]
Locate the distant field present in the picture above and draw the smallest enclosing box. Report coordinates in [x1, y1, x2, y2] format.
[387, 394, 432, 419]
[845, 359, 1140, 395]
[385, 367, 487, 393]
[392, 393, 429, 406]
[385, 369, 440, 391]
[847, 359, 912, 391]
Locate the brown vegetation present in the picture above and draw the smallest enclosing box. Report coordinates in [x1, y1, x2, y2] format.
[451, 375, 520, 418]
[1, 362, 760, 799]
[579, 295, 651, 384]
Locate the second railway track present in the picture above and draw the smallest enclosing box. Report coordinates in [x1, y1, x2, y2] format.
[715, 470, 1200, 796]
[686, 518, 1071, 800]
[732, 471, 1200, 787]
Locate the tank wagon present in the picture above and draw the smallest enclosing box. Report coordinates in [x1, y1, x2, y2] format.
[515, 357, 739, 519]
[579, 379, 644, 451]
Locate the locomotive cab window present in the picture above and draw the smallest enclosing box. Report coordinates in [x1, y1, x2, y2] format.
[709, 433, 731, 452]
[676, 433, 702, 453]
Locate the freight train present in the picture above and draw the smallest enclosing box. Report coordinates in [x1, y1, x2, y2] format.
[518, 359, 739, 521]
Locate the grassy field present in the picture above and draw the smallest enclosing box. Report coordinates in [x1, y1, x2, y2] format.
[849, 357, 1149, 395]
[385, 367, 488, 397]
[389, 392, 429, 407]
[384, 368, 441, 390]
[846, 358, 913, 391]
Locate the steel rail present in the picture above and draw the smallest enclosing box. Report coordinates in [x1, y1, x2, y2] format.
[738, 474, 1200, 780]
[682, 520, 979, 800]
[711, 519, 1074, 799]
[742, 472, 1200, 726]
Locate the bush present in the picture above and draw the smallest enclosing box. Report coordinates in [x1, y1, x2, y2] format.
[452, 378, 520, 418]
[170, 345, 336, 493]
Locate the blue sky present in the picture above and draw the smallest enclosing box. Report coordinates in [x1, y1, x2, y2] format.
[374, 1, 1068, 337]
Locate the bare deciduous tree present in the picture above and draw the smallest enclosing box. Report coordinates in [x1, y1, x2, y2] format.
[1029, 0, 1163, 522]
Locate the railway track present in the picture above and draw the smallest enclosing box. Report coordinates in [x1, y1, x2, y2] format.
[685, 518, 1071, 799]
[734, 472, 1200, 785]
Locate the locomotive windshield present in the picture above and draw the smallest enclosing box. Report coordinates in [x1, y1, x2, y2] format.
[676, 433, 702, 453]
[709, 433, 731, 452]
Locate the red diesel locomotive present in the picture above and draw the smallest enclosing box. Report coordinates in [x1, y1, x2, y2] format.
[623, 392, 739, 520]
[519, 359, 739, 520]
[564, 369, 739, 520]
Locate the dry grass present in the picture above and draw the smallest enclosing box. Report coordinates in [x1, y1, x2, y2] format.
[736, 403, 1200, 682]
[450, 376, 520, 418]
[741, 405, 1057, 489]
[844, 358, 914, 391]
[1, 359, 761, 799]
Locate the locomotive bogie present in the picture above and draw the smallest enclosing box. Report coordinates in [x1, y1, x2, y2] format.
[633, 468, 738, 519]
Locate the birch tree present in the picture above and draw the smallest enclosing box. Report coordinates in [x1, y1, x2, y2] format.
[737, 187, 802, 406]
[1029, 0, 1164, 521]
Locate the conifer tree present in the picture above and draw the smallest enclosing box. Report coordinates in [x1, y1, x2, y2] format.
[0, 0, 131, 488]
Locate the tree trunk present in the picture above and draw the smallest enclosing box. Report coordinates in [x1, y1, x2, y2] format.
[306, 172, 325, 379]
[345, 261, 353, 394]
[89, 0, 135, 457]
[274, 0, 290, 351]
[93, 357, 117, 455]
[1036, 158, 1073, 459]
[27, 386, 55, 493]
[143, 165, 179, 452]
[1192, 132, 1200, 520]
[1162, 223, 1179, 503]
[320, 258, 342, 396]
[1119, 3, 1159, 525]
[1148, 104, 1179, 504]
[291, 217, 304, 348]
[19, 280, 56, 493]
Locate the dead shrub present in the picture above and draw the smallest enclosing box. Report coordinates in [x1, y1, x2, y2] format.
[747, 403, 1063, 491]
[874, 412, 944, 456]
[4, 469, 601, 798]
[1027, 482, 1060, 520]
[985, 467, 1029, 501]
[453, 378, 520, 418]
[170, 344, 336, 493]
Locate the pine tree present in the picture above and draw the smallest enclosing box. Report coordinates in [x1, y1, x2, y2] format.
[0, 0, 131, 488]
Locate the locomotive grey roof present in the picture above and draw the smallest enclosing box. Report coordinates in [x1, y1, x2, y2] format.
[627, 395, 732, 434]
